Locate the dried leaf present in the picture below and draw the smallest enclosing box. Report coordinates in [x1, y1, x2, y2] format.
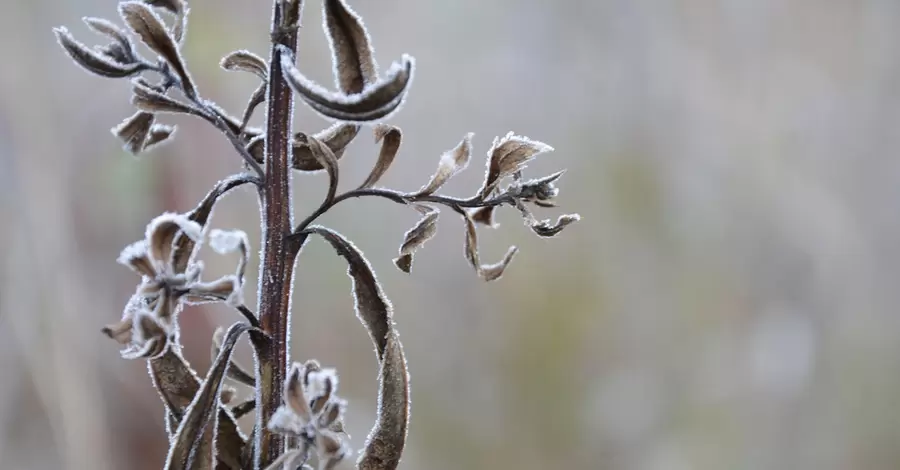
[304, 227, 410, 469]
[247, 123, 361, 172]
[298, 123, 360, 169]
[463, 212, 518, 281]
[143, 0, 184, 14]
[220, 50, 268, 81]
[211, 326, 256, 387]
[299, 134, 340, 205]
[415, 133, 473, 196]
[357, 333, 409, 470]
[144, 124, 176, 150]
[111, 111, 155, 154]
[165, 322, 254, 470]
[393, 207, 438, 273]
[131, 79, 201, 115]
[119, 1, 196, 97]
[147, 350, 245, 470]
[281, 51, 415, 123]
[479, 132, 554, 198]
[529, 213, 581, 237]
[239, 82, 267, 130]
[82, 17, 136, 62]
[53, 26, 142, 78]
[469, 206, 498, 228]
[307, 226, 392, 358]
[359, 125, 401, 189]
[323, 0, 378, 94]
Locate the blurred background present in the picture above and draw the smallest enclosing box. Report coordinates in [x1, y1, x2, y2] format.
[2, 0, 899, 468]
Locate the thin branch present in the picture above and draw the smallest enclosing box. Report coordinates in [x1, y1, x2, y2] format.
[291, 187, 517, 240]
[231, 399, 256, 419]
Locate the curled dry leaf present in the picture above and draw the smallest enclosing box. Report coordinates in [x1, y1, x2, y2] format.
[281, 50, 415, 123]
[131, 79, 201, 115]
[304, 226, 410, 469]
[143, 0, 185, 14]
[112, 111, 155, 154]
[211, 326, 256, 387]
[165, 322, 255, 470]
[479, 132, 554, 198]
[248, 123, 360, 172]
[359, 125, 402, 189]
[463, 212, 518, 281]
[469, 206, 498, 228]
[323, 0, 378, 94]
[299, 134, 341, 206]
[220, 50, 268, 80]
[149, 350, 246, 469]
[358, 333, 409, 470]
[144, 124, 176, 150]
[529, 213, 581, 237]
[119, 1, 196, 97]
[54, 26, 142, 78]
[83, 17, 136, 62]
[415, 133, 473, 196]
[393, 206, 439, 274]
[239, 83, 267, 130]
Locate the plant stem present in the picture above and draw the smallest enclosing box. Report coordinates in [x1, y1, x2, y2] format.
[255, 0, 301, 468]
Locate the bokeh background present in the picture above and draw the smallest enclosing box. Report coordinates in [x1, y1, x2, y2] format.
[2, 0, 899, 468]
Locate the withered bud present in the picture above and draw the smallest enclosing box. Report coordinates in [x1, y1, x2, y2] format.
[143, 124, 176, 150]
[111, 111, 155, 154]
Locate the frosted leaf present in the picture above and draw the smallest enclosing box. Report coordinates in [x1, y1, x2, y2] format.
[359, 124, 401, 189]
[119, 1, 196, 97]
[164, 322, 254, 470]
[415, 133, 473, 196]
[529, 213, 581, 238]
[53, 26, 142, 78]
[211, 326, 256, 387]
[111, 111, 155, 154]
[143, 124, 176, 150]
[463, 212, 518, 281]
[281, 50, 415, 123]
[131, 80, 199, 115]
[323, 0, 378, 94]
[392, 206, 439, 273]
[220, 49, 267, 80]
[479, 132, 554, 198]
[82, 17, 136, 63]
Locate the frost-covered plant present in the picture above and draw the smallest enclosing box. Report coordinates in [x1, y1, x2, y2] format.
[54, 1, 579, 469]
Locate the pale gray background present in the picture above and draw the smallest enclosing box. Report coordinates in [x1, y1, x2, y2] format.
[2, 1, 899, 469]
